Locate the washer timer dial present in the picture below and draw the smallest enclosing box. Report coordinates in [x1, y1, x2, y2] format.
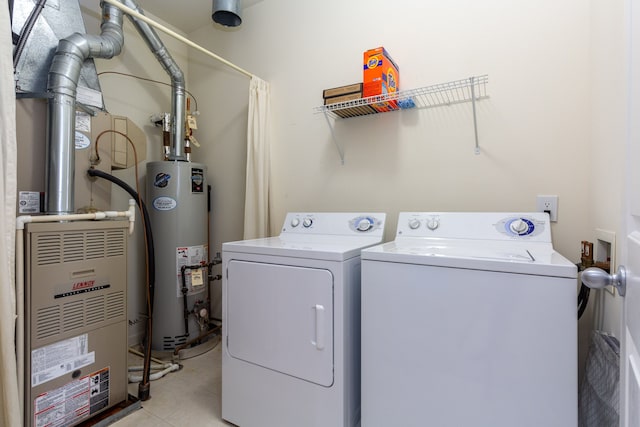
[505, 217, 535, 236]
[350, 216, 379, 233]
[510, 219, 529, 234]
[356, 217, 374, 232]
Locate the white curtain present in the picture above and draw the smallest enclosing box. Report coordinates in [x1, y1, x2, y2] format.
[243, 76, 271, 239]
[0, 3, 21, 426]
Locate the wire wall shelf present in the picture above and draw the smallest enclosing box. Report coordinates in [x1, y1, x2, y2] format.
[315, 75, 489, 163]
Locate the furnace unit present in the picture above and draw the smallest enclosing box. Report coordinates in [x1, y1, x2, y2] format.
[24, 220, 129, 427]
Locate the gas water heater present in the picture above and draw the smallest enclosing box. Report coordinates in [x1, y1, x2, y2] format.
[147, 161, 209, 351]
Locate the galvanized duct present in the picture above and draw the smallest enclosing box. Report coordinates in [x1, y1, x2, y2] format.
[46, 1, 124, 214]
[119, 0, 186, 162]
[46, 0, 187, 214]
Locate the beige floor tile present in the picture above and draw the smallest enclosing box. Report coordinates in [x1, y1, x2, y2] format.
[112, 342, 230, 426]
[109, 408, 173, 427]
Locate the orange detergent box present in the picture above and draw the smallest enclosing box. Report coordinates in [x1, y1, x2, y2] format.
[363, 46, 400, 112]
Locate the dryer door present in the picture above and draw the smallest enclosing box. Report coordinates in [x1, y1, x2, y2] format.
[226, 260, 334, 387]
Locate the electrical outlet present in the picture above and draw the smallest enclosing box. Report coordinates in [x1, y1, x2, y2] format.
[536, 195, 558, 222]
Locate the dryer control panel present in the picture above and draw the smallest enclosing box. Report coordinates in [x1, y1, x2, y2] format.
[397, 212, 550, 242]
[282, 212, 386, 236]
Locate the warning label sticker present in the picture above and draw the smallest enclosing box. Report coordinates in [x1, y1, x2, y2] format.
[19, 191, 40, 214]
[33, 367, 110, 427]
[175, 245, 208, 297]
[31, 334, 95, 387]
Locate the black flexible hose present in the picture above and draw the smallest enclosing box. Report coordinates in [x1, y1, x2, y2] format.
[87, 168, 155, 400]
[578, 283, 590, 320]
[577, 263, 591, 320]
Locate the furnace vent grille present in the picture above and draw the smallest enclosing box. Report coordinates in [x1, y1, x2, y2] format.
[36, 235, 61, 266]
[35, 291, 126, 341]
[35, 228, 126, 266]
[63, 300, 85, 331]
[35, 306, 60, 340]
[106, 230, 126, 257]
[86, 295, 106, 326]
[86, 231, 107, 259]
[106, 292, 125, 319]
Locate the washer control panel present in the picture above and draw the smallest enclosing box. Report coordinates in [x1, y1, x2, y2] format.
[397, 212, 550, 242]
[282, 213, 386, 236]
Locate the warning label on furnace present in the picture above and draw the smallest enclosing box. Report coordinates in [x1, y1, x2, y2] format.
[33, 367, 110, 427]
[31, 334, 95, 387]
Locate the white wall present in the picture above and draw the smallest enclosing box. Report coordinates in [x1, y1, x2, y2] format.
[190, 0, 592, 260]
[73, 0, 626, 349]
[588, 0, 626, 339]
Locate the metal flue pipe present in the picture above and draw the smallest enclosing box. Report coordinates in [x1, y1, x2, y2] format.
[46, 0, 188, 214]
[119, 0, 187, 162]
[46, 1, 124, 213]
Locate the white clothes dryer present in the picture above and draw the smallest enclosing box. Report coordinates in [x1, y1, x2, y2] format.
[360, 212, 577, 427]
[222, 212, 386, 427]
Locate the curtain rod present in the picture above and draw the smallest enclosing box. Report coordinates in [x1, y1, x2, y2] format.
[102, 0, 254, 79]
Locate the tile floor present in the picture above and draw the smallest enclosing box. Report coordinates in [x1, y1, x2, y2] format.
[111, 342, 231, 427]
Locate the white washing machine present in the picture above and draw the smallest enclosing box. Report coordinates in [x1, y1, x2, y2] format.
[360, 212, 577, 427]
[222, 212, 386, 427]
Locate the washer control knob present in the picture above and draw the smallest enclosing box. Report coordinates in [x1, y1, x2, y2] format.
[510, 219, 528, 234]
[303, 218, 313, 228]
[408, 219, 421, 230]
[426, 218, 440, 230]
[356, 218, 373, 232]
[290, 218, 300, 228]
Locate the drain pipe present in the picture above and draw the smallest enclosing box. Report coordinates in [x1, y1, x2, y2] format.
[119, 0, 187, 161]
[45, 1, 125, 214]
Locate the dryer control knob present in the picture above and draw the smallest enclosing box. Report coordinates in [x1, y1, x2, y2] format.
[290, 218, 300, 227]
[356, 218, 373, 232]
[408, 219, 421, 230]
[303, 218, 313, 228]
[426, 218, 440, 230]
[510, 219, 528, 234]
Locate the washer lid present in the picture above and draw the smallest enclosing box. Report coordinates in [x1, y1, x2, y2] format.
[362, 239, 577, 278]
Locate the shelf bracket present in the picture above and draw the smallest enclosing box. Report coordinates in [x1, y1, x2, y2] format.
[323, 110, 345, 164]
[470, 76, 481, 155]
